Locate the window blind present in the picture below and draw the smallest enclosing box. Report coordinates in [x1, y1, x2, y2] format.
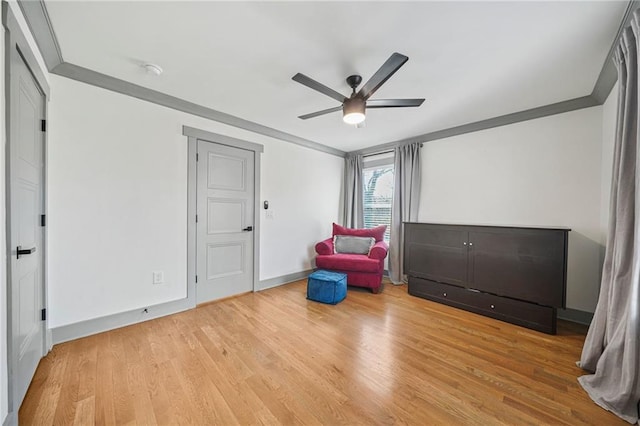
[363, 164, 394, 241]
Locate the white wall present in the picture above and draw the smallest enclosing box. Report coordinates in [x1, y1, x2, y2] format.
[418, 106, 604, 313]
[260, 139, 343, 279]
[48, 75, 343, 328]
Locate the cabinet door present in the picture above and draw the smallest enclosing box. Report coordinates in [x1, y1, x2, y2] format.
[467, 228, 566, 307]
[404, 224, 468, 287]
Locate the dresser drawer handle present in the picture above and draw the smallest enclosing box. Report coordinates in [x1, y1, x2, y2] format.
[490, 304, 495, 309]
[443, 292, 447, 297]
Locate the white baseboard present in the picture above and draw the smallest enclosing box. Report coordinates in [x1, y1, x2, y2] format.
[50, 270, 314, 344]
[49, 271, 591, 346]
[3, 411, 17, 426]
[51, 297, 195, 344]
[257, 269, 312, 291]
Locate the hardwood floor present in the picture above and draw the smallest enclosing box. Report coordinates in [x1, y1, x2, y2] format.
[20, 280, 624, 425]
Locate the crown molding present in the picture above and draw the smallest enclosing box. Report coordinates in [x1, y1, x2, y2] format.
[16, 0, 62, 70]
[18, 0, 635, 157]
[50, 62, 346, 157]
[591, 0, 639, 103]
[351, 95, 599, 156]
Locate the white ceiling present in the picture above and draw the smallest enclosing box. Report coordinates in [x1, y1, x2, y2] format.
[45, 1, 627, 152]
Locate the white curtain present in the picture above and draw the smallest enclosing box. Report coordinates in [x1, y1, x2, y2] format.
[578, 14, 640, 424]
[343, 154, 364, 228]
[388, 143, 421, 284]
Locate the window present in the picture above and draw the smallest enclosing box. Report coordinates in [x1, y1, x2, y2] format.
[363, 154, 394, 242]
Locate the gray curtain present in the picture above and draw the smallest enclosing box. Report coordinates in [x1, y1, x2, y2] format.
[389, 143, 421, 284]
[578, 15, 640, 425]
[343, 154, 364, 228]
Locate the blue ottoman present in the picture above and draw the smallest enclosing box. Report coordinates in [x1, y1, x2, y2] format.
[307, 270, 347, 305]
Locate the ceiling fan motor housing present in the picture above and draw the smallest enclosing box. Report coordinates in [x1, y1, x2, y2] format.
[292, 52, 422, 123]
[343, 97, 366, 124]
[346, 75, 362, 90]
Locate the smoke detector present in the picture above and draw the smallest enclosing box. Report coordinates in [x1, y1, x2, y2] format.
[143, 63, 163, 76]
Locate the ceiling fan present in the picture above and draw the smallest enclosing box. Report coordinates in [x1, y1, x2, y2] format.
[292, 52, 425, 126]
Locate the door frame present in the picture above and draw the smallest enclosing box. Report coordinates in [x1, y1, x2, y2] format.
[183, 126, 263, 301]
[3, 3, 51, 424]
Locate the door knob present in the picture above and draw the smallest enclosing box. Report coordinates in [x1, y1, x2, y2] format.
[17, 246, 36, 259]
[243, 226, 253, 232]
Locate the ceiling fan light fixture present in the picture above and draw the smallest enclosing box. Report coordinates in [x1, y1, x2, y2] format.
[343, 98, 366, 125]
[293, 53, 423, 124]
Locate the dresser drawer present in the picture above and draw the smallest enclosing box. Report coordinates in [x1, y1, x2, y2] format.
[408, 277, 556, 334]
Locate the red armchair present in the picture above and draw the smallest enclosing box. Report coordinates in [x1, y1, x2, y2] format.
[314, 223, 389, 294]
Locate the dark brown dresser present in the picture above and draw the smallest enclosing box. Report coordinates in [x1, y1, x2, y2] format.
[403, 222, 570, 334]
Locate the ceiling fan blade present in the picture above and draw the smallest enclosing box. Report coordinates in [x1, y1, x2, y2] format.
[292, 73, 346, 103]
[357, 53, 409, 100]
[298, 106, 343, 120]
[366, 98, 425, 108]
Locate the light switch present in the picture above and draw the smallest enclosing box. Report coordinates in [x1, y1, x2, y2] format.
[152, 271, 164, 284]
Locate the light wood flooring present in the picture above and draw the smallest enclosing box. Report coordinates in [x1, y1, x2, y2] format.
[20, 280, 624, 425]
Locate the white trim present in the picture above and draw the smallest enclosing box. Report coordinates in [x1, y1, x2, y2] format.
[2, 411, 16, 426]
[591, 0, 639, 102]
[183, 125, 264, 153]
[257, 270, 313, 291]
[350, 96, 599, 156]
[53, 63, 345, 157]
[51, 297, 194, 344]
[16, 0, 639, 157]
[16, 0, 63, 71]
[2, 2, 49, 95]
[50, 269, 311, 344]
[363, 154, 394, 170]
[3, 2, 50, 419]
[186, 136, 198, 307]
[253, 152, 261, 293]
[186, 126, 263, 298]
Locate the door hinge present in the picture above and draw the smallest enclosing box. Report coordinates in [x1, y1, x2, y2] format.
[40, 214, 46, 227]
[41, 120, 46, 132]
[41, 308, 46, 321]
[196, 153, 199, 161]
[195, 275, 198, 283]
[195, 215, 198, 223]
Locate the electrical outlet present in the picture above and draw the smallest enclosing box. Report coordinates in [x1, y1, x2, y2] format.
[152, 271, 164, 284]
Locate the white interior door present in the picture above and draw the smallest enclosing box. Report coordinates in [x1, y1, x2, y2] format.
[196, 140, 254, 304]
[8, 49, 46, 407]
